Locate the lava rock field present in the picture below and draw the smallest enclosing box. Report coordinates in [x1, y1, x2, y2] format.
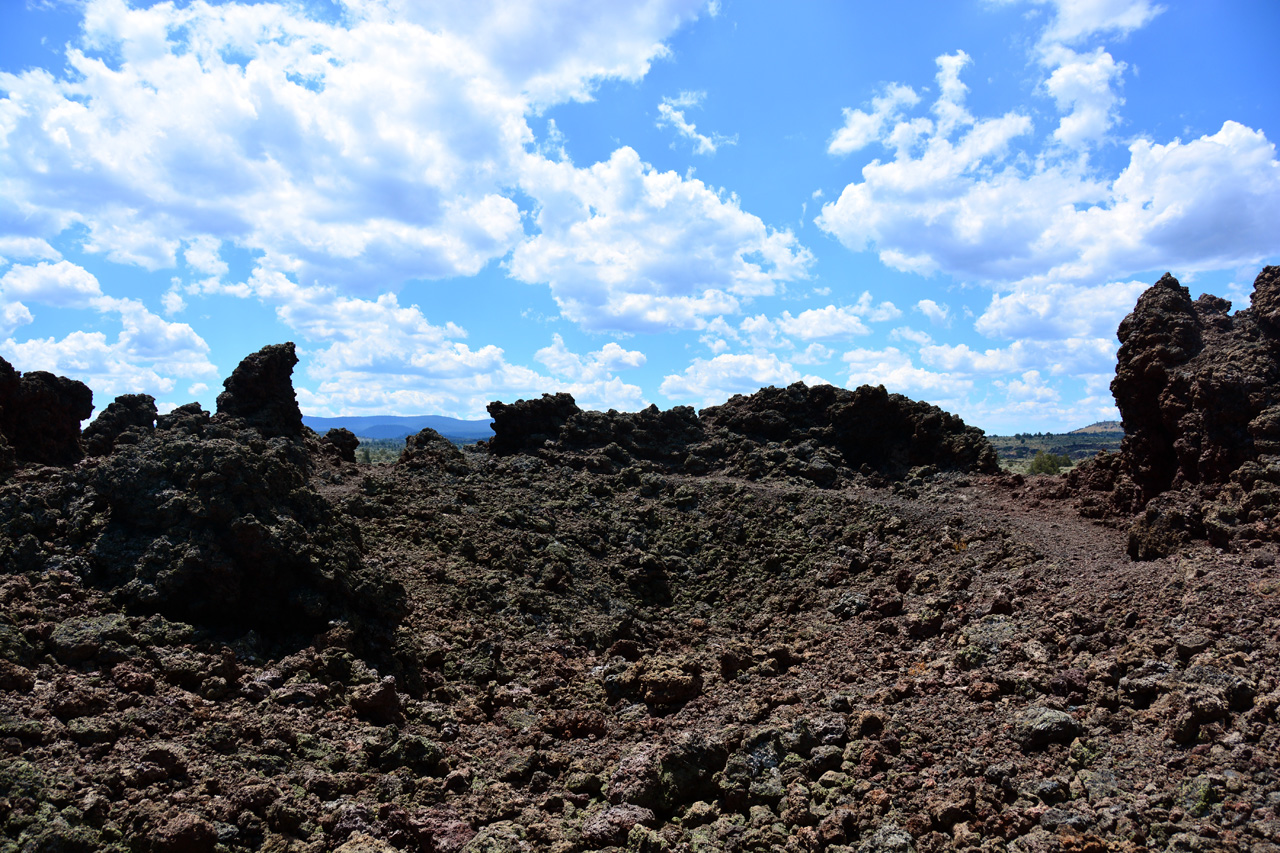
[1, 270, 1279, 852]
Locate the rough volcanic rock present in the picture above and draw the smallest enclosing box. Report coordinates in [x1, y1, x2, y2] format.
[1111, 273, 1205, 500]
[215, 342, 304, 438]
[83, 394, 158, 457]
[0, 356, 94, 466]
[560, 403, 704, 465]
[0, 433, 13, 480]
[82, 424, 403, 639]
[398, 427, 465, 471]
[485, 383, 996, 483]
[1113, 268, 1280, 499]
[486, 392, 579, 455]
[701, 382, 998, 478]
[1097, 267, 1280, 554]
[0, 345, 406, 650]
[324, 427, 360, 464]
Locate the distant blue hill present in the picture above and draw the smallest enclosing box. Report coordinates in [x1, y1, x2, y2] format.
[302, 414, 494, 442]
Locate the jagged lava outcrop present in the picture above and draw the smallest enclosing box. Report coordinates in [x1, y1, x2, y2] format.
[486, 381, 997, 486]
[1065, 267, 1280, 558]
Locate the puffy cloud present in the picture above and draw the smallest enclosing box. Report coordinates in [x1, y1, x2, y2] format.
[817, 3, 1275, 291]
[816, 45, 1280, 286]
[1, 309, 216, 402]
[0, 259, 217, 396]
[828, 83, 919, 156]
[660, 352, 806, 406]
[920, 337, 1117, 378]
[890, 326, 933, 346]
[0, 237, 61, 266]
[775, 305, 870, 340]
[739, 314, 787, 350]
[656, 91, 736, 155]
[932, 51, 974, 137]
[183, 236, 229, 278]
[997, 369, 1060, 404]
[1027, 0, 1164, 46]
[534, 333, 648, 410]
[974, 279, 1147, 340]
[792, 343, 835, 365]
[1043, 46, 1125, 149]
[697, 292, 900, 355]
[1058, 122, 1280, 278]
[0, 261, 103, 309]
[0, 303, 35, 338]
[510, 147, 813, 331]
[914, 299, 951, 326]
[0, 0, 706, 294]
[842, 346, 972, 401]
[393, 0, 706, 108]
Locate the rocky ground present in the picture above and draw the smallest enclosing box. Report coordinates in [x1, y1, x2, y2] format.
[1, 269, 1279, 853]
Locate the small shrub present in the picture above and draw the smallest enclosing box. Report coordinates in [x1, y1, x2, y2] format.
[1028, 450, 1071, 475]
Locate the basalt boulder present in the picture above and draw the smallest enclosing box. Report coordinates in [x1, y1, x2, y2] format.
[0, 345, 406, 652]
[700, 382, 998, 478]
[0, 356, 94, 467]
[215, 342, 304, 438]
[1113, 268, 1280, 499]
[1085, 267, 1280, 555]
[487, 392, 580, 455]
[323, 427, 360, 464]
[398, 427, 465, 472]
[82, 394, 158, 457]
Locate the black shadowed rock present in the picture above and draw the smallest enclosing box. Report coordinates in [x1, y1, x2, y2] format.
[1113, 269, 1280, 498]
[83, 394, 158, 457]
[483, 382, 995, 483]
[0, 345, 407, 655]
[399, 427, 465, 470]
[700, 382, 998, 478]
[84, 429, 404, 644]
[215, 342, 304, 438]
[487, 392, 580, 455]
[1111, 273, 1208, 500]
[0, 356, 94, 467]
[157, 401, 211, 434]
[560, 404, 704, 465]
[324, 427, 360, 463]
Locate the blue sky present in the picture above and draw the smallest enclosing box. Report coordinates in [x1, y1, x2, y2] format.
[1, 0, 1277, 433]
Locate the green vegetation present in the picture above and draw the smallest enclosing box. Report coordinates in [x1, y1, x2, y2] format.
[356, 438, 405, 465]
[1028, 450, 1072, 475]
[988, 421, 1123, 474]
[354, 433, 484, 464]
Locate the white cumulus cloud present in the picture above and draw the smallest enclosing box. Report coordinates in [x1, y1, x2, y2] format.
[828, 83, 920, 156]
[0, 0, 708, 295]
[534, 333, 648, 410]
[660, 352, 809, 406]
[510, 147, 813, 332]
[657, 91, 736, 155]
[842, 346, 972, 401]
[816, 47, 1280, 286]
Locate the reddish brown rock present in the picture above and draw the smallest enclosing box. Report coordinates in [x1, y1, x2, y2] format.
[153, 812, 216, 853]
[1113, 268, 1280, 498]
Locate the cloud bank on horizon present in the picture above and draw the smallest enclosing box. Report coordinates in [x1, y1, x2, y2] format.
[1, 0, 1277, 432]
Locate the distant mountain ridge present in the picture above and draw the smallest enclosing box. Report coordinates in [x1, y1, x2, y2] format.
[1069, 420, 1123, 434]
[301, 414, 493, 442]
